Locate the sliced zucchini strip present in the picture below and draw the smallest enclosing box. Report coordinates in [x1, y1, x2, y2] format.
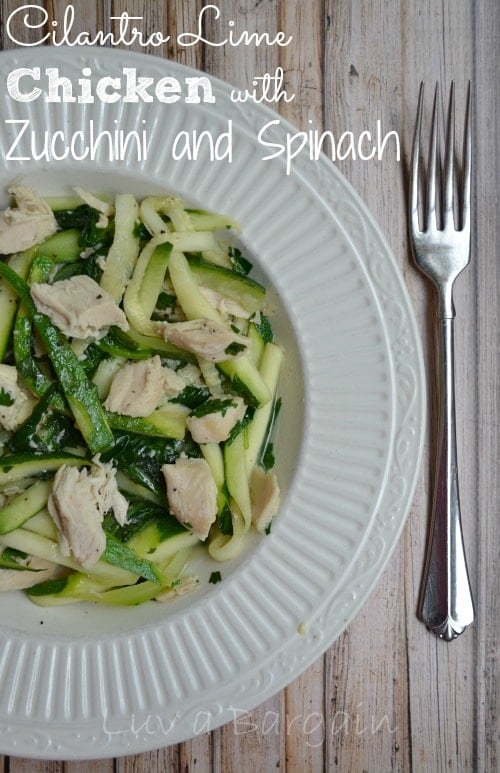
[99, 194, 140, 302]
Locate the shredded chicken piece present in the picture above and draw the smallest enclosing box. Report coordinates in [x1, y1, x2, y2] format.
[104, 356, 163, 417]
[104, 356, 185, 417]
[162, 318, 249, 362]
[0, 186, 57, 254]
[199, 287, 253, 319]
[0, 557, 59, 591]
[162, 458, 217, 540]
[161, 364, 187, 398]
[47, 457, 128, 569]
[176, 363, 203, 385]
[155, 576, 199, 602]
[0, 364, 34, 431]
[187, 396, 246, 444]
[249, 467, 280, 533]
[30, 275, 128, 339]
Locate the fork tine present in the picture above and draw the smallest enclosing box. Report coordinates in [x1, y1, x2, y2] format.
[426, 83, 440, 230]
[410, 82, 424, 234]
[462, 81, 472, 232]
[443, 82, 455, 226]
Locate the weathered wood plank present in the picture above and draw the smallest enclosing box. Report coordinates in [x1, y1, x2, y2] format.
[212, 693, 286, 773]
[64, 762, 114, 773]
[472, 2, 499, 771]
[8, 761, 63, 773]
[44, 0, 107, 43]
[322, 2, 412, 771]
[398, 2, 480, 772]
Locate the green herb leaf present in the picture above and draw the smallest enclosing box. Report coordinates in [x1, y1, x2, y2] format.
[254, 313, 274, 344]
[52, 255, 103, 284]
[26, 577, 69, 596]
[229, 246, 253, 275]
[151, 292, 177, 320]
[103, 532, 161, 583]
[224, 341, 247, 357]
[218, 501, 233, 535]
[258, 397, 281, 469]
[0, 547, 41, 571]
[55, 205, 114, 250]
[209, 571, 222, 584]
[133, 220, 151, 242]
[225, 407, 254, 445]
[171, 384, 210, 409]
[101, 431, 200, 497]
[155, 292, 177, 311]
[261, 442, 275, 472]
[191, 398, 237, 419]
[0, 388, 14, 407]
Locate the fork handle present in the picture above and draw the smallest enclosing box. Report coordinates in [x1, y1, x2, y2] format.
[419, 315, 474, 640]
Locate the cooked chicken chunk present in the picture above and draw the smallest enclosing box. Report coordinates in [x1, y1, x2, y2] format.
[0, 557, 58, 591]
[162, 318, 249, 362]
[176, 363, 203, 385]
[104, 356, 184, 417]
[30, 275, 128, 339]
[199, 287, 253, 319]
[0, 186, 57, 254]
[155, 575, 199, 602]
[162, 458, 217, 541]
[0, 364, 34, 431]
[249, 467, 280, 533]
[187, 396, 246, 444]
[48, 457, 129, 569]
[161, 364, 187, 398]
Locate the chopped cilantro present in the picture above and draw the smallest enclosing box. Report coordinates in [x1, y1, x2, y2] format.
[254, 313, 274, 344]
[191, 398, 237, 419]
[224, 341, 247, 356]
[258, 397, 281, 470]
[152, 292, 177, 320]
[155, 292, 177, 310]
[229, 246, 253, 275]
[209, 571, 222, 584]
[225, 407, 253, 445]
[55, 205, 114, 250]
[261, 442, 275, 472]
[265, 523, 272, 535]
[0, 388, 14, 407]
[0, 547, 39, 571]
[171, 384, 210, 409]
[218, 502, 233, 535]
[133, 220, 151, 242]
[52, 254, 103, 284]
[26, 577, 69, 596]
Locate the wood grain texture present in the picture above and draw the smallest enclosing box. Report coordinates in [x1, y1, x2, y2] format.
[0, 0, 497, 770]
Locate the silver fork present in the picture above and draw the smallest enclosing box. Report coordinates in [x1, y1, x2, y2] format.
[409, 82, 474, 641]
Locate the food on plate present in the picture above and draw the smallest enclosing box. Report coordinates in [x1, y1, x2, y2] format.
[0, 185, 283, 606]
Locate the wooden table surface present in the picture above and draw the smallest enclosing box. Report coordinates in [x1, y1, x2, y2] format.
[0, 1, 497, 770]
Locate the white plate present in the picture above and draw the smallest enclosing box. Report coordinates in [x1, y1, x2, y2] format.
[0, 48, 424, 759]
